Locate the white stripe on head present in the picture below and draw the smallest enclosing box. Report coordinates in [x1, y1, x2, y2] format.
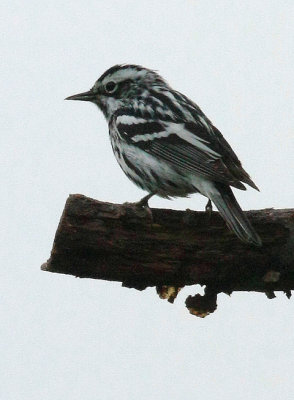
[104, 67, 149, 84]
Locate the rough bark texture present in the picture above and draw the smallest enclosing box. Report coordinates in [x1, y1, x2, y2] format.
[42, 194, 294, 316]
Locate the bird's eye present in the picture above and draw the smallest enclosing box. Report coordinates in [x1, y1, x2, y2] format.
[105, 81, 118, 93]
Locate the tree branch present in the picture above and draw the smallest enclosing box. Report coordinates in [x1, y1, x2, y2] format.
[42, 194, 294, 317]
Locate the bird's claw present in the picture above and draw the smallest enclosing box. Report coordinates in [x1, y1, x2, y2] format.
[135, 193, 155, 209]
[205, 199, 213, 216]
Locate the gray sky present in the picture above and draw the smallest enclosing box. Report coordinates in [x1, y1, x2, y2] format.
[1, 1, 294, 399]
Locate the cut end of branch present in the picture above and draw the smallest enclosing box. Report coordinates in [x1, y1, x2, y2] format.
[41, 262, 50, 271]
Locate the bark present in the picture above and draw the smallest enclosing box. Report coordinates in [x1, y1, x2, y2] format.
[41, 194, 294, 317]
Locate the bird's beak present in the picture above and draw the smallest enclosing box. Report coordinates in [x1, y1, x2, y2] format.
[65, 90, 96, 102]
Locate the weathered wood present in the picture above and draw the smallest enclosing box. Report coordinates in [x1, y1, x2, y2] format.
[42, 194, 294, 316]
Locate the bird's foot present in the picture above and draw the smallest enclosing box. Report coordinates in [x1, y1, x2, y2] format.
[135, 193, 155, 209]
[123, 193, 155, 221]
[205, 199, 213, 216]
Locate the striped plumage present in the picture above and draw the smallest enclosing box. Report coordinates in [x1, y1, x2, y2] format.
[66, 64, 262, 246]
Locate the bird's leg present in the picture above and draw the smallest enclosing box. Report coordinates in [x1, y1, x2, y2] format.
[135, 192, 155, 208]
[205, 199, 213, 216]
[127, 192, 156, 223]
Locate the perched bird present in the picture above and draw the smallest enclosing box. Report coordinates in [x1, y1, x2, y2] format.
[66, 64, 261, 246]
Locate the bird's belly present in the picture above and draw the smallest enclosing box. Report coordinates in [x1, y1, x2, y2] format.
[111, 140, 197, 198]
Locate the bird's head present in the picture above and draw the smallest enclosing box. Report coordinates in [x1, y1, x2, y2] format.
[66, 64, 168, 120]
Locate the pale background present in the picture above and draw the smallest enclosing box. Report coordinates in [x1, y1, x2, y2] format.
[1, 1, 294, 399]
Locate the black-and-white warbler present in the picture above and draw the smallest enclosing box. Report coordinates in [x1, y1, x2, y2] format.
[66, 64, 262, 246]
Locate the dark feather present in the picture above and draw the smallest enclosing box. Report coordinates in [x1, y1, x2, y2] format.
[115, 112, 256, 190]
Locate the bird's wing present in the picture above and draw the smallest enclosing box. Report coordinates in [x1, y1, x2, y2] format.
[114, 113, 257, 190]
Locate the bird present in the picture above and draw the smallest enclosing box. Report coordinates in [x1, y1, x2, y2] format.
[66, 64, 262, 246]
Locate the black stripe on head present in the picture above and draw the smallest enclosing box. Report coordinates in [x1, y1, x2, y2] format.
[98, 64, 147, 83]
[98, 65, 122, 82]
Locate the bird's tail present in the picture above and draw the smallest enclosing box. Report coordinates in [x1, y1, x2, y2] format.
[208, 183, 262, 246]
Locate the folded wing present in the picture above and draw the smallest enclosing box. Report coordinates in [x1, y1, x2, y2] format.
[115, 114, 258, 191]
